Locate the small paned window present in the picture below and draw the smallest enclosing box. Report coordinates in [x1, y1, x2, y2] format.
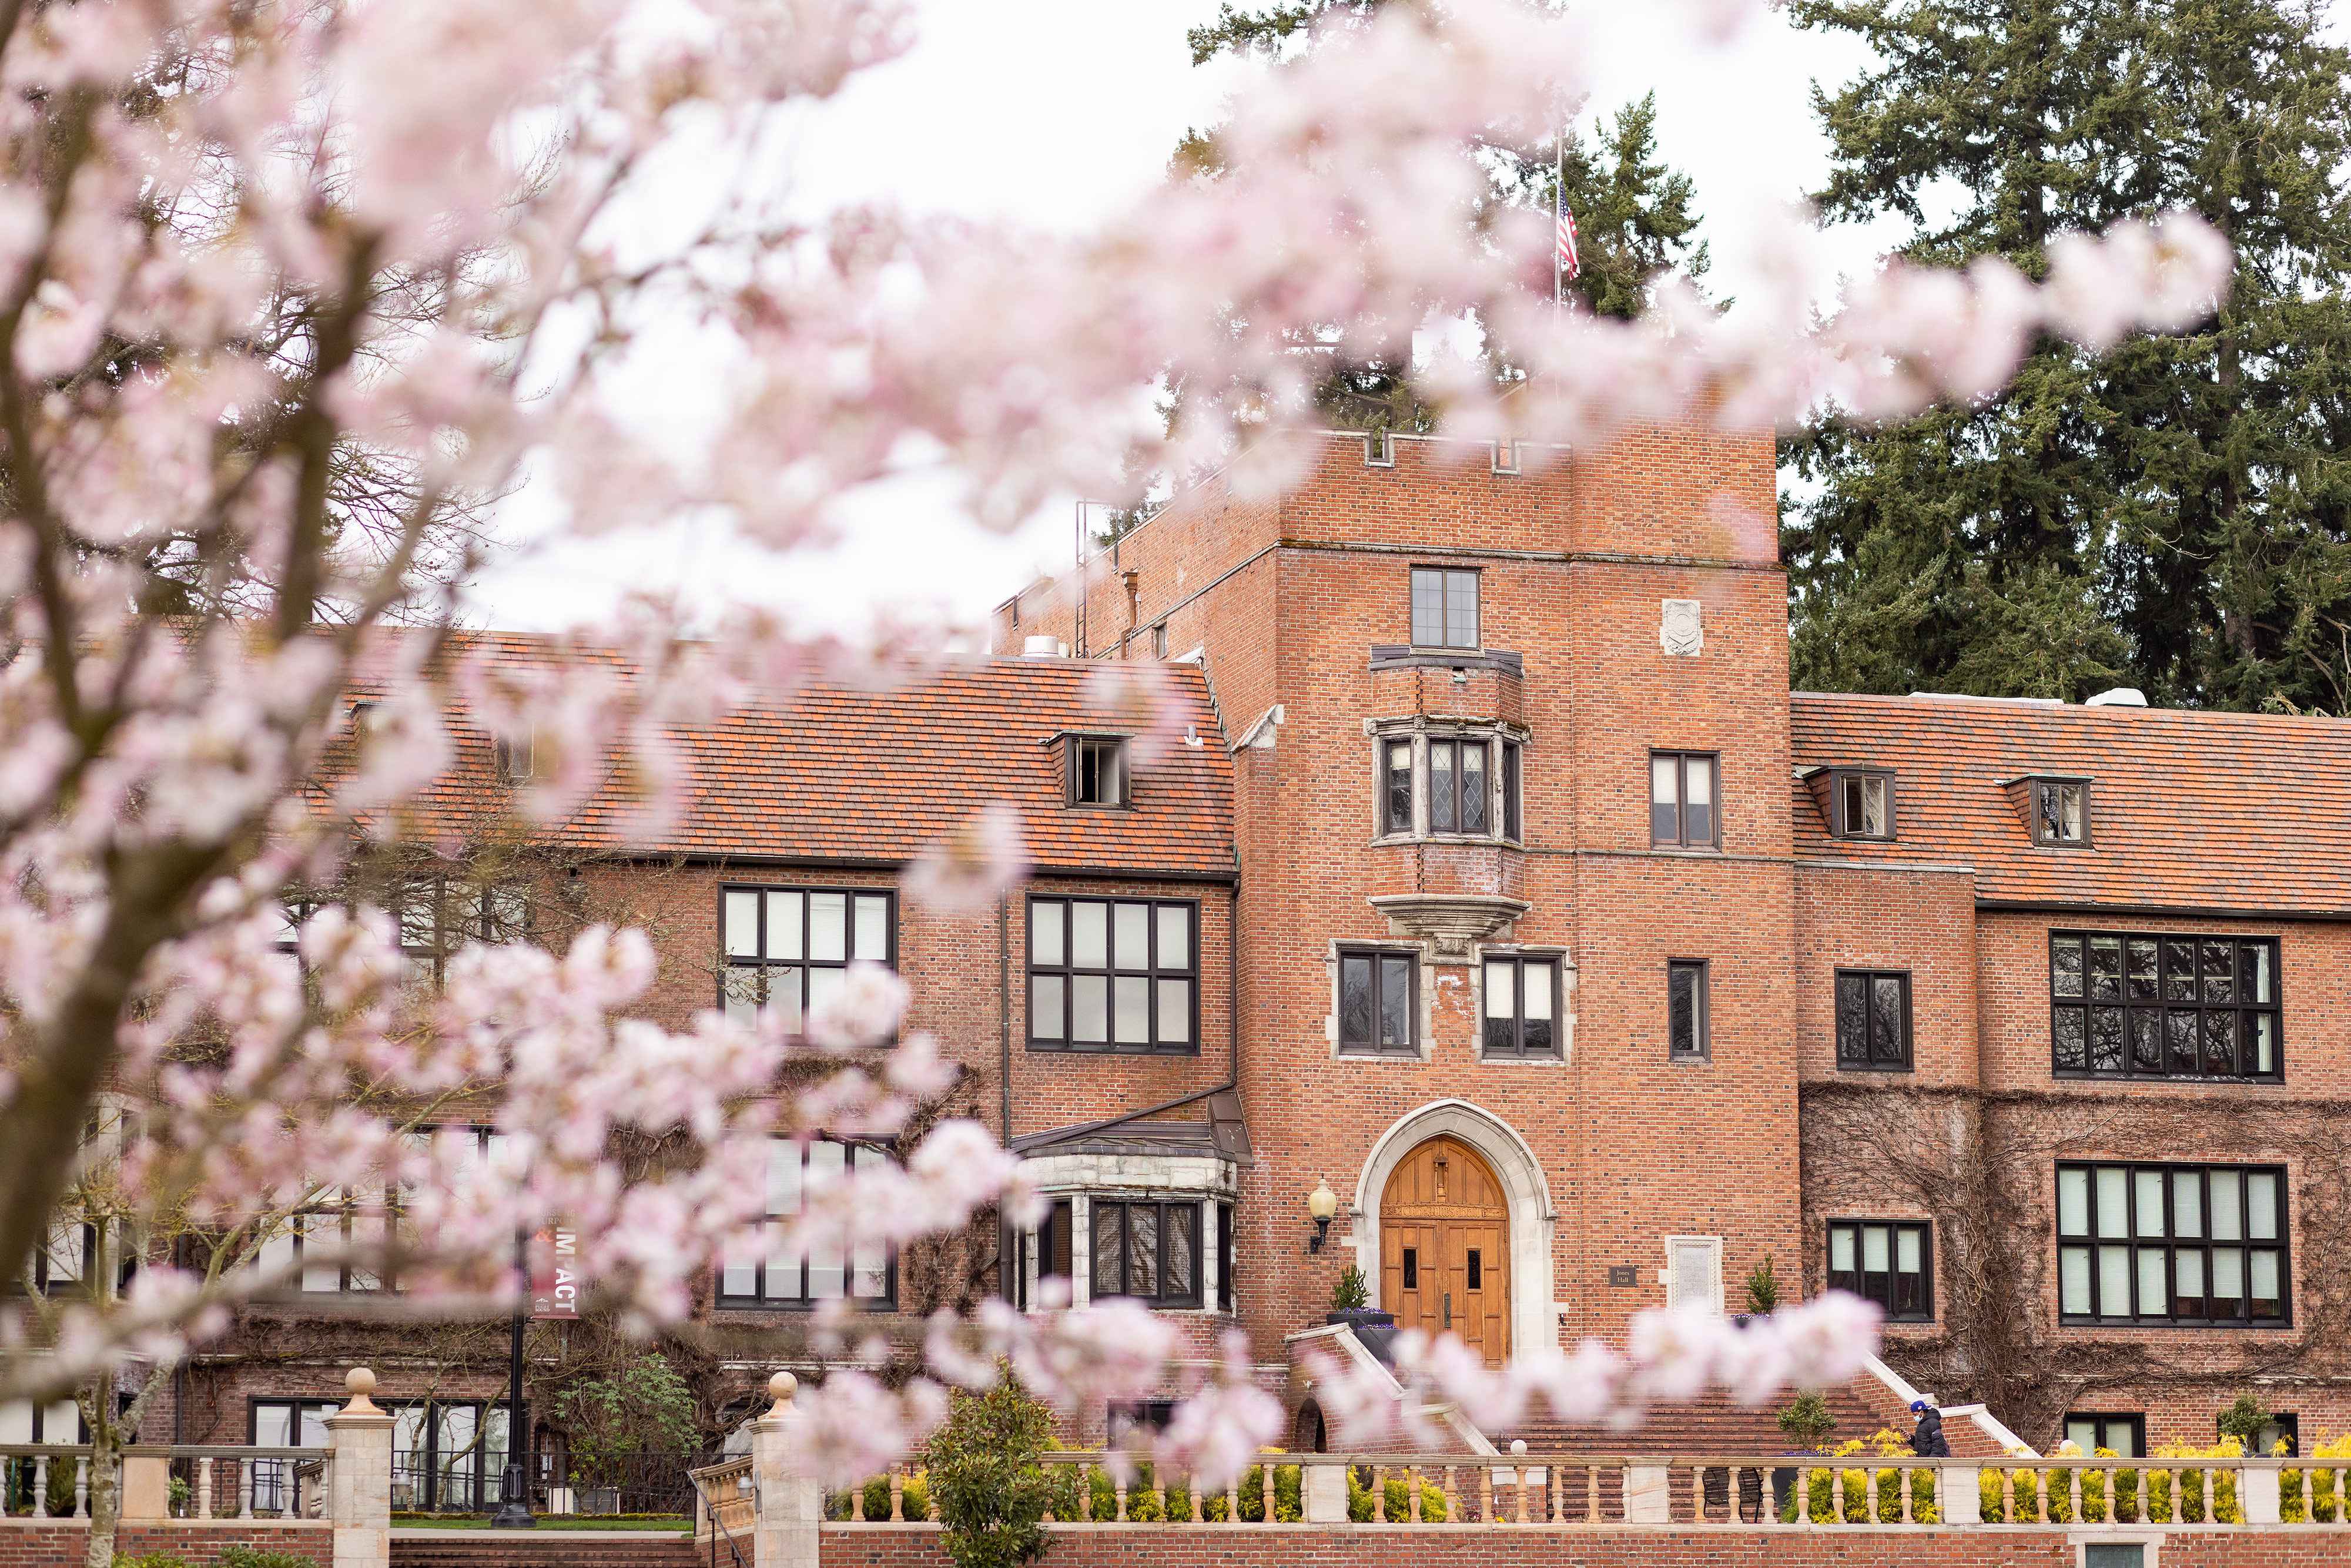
[1027, 898, 1197, 1053]
[1481, 956, 1561, 1058]
[1070, 736, 1127, 806]
[1410, 568, 1479, 650]
[2034, 779, 2091, 845]
[2217, 1410, 2298, 1457]
[1107, 1401, 1180, 1443]
[1834, 772, 1893, 839]
[2050, 933, 2280, 1080]
[2056, 1162, 2288, 1326]
[2065, 1413, 2146, 1459]
[1339, 949, 1418, 1056]
[1429, 738, 1490, 834]
[1827, 1219, 1932, 1322]
[719, 1139, 895, 1308]
[1836, 970, 1912, 1071]
[1217, 1203, 1234, 1313]
[1650, 752, 1717, 847]
[1503, 741, 1522, 840]
[1014, 1199, 1074, 1310]
[1667, 960, 1709, 1059]
[1152, 624, 1168, 659]
[721, 887, 894, 1027]
[1381, 739, 1414, 836]
[1092, 1200, 1202, 1307]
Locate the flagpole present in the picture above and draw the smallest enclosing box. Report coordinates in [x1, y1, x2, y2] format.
[1553, 125, 1564, 313]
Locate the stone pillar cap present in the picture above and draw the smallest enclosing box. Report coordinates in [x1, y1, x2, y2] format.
[341, 1367, 381, 1415]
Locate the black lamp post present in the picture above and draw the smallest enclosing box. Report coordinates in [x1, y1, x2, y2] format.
[493, 1230, 537, 1528]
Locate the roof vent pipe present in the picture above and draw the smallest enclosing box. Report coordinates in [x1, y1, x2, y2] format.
[2083, 687, 2148, 708]
[1021, 635, 1061, 659]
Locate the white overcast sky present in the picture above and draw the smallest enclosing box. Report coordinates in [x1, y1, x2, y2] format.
[455, 2, 1968, 637]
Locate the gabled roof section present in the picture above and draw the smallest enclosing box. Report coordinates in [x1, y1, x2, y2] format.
[387, 635, 1237, 878]
[1791, 692, 2351, 913]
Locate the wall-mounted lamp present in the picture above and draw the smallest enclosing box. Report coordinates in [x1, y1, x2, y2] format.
[1306, 1180, 1338, 1253]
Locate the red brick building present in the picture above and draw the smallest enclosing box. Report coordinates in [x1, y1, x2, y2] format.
[30, 425, 2349, 1486]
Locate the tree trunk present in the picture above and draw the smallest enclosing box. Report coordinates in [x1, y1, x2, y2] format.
[81, 1427, 120, 1568]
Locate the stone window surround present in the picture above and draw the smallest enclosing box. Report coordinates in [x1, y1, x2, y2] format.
[1013, 1150, 1238, 1315]
[1322, 937, 1576, 1066]
[1344, 1099, 1561, 1365]
[1364, 716, 1530, 847]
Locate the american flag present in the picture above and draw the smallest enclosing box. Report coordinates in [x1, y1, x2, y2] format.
[1556, 193, 1580, 282]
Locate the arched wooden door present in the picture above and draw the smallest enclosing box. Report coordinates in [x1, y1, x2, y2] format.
[1380, 1137, 1509, 1365]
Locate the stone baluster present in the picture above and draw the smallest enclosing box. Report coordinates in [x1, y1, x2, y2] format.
[31, 1455, 48, 1517]
[1114, 1473, 1127, 1523]
[239, 1458, 253, 1519]
[1370, 1464, 1385, 1523]
[1512, 1440, 1528, 1524]
[888, 1467, 902, 1523]
[1408, 1467, 1422, 1523]
[1187, 1475, 1200, 1523]
[1899, 1465, 1911, 1525]
[1224, 1476, 1238, 1524]
[1689, 1465, 1702, 1524]
[1261, 1462, 1274, 1524]
[1442, 1466, 1456, 1520]
[1586, 1465, 1602, 1524]
[197, 1457, 214, 1519]
[1479, 1463, 1493, 1526]
[74, 1456, 88, 1517]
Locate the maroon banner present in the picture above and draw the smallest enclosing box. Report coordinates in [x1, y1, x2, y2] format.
[531, 1228, 582, 1319]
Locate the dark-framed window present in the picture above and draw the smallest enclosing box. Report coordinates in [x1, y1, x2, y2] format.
[2064, 1412, 2146, 1459]
[719, 1138, 895, 1308]
[1667, 959, 1709, 1059]
[1380, 738, 1414, 836]
[1503, 741, 1522, 840]
[1338, 949, 1418, 1056]
[2033, 778, 2092, 845]
[1827, 1219, 1931, 1321]
[1092, 1200, 1201, 1307]
[2050, 933, 2280, 1080]
[1027, 897, 1197, 1053]
[1429, 738, 1489, 835]
[1410, 567, 1479, 650]
[1831, 770, 1894, 839]
[1481, 955, 1560, 1058]
[1217, 1202, 1234, 1313]
[1069, 735, 1128, 807]
[2057, 1162, 2288, 1326]
[1836, 970, 1911, 1070]
[248, 1399, 336, 1513]
[387, 1399, 515, 1516]
[2223, 1411, 2298, 1457]
[1014, 1199, 1074, 1311]
[721, 886, 894, 1027]
[1650, 752, 1717, 847]
[1107, 1401, 1180, 1443]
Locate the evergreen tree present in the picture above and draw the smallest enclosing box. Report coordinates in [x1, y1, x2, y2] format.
[1783, 0, 2351, 709]
[1183, 2, 1710, 433]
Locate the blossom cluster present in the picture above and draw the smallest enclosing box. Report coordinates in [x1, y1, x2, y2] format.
[0, 0, 2221, 1468]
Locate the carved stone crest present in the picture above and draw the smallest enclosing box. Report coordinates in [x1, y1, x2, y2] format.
[1660, 599, 1703, 658]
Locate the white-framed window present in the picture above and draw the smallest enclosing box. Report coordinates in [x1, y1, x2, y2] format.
[0, 1397, 85, 1443]
[1662, 1235, 1722, 1312]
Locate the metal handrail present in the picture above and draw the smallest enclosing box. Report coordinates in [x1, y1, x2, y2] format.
[690, 1467, 751, 1568]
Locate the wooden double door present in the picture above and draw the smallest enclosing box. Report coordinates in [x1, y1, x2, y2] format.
[1379, 1136, 1509, 1365]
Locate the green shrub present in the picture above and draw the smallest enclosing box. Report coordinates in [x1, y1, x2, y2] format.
[219, 1549, 316, 1568]
[1344, 1467, 1446, 1522]
[113, 1555, 191, 1568]
[920, 1373, 1067, 1568]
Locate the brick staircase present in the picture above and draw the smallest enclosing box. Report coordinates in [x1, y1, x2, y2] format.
[391, 1532, 710, 1568]
[1492, 1381, 1915, 1457]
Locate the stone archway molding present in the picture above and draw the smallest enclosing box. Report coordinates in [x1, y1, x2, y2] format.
[1347, 1098, 1558, 1367]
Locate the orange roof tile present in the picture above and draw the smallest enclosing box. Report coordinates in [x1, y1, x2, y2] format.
[371, 634, 1237, 879]
[1791, 693, 2351, 913]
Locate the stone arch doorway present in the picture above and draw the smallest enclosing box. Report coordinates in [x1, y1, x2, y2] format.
[1379, 1136, 1510, 1365]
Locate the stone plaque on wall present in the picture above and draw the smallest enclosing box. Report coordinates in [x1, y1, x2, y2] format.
[1660, 599, 1703, 657]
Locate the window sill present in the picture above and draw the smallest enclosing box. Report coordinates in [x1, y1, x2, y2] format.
[1647, 843, 1723, 855]
[1027, 1042, 1202, 1056]
[1335, 1047, 1428, 1062]
[2057, 1318, 2292, 1331]
[2052, 1070, 2284, 1084]
[715, 1299, 898, 1313]
[1836, 1061, 1915, 1074]
[1667, 1053, 1712, 1066]
[1478, 1052, 1567, 1066]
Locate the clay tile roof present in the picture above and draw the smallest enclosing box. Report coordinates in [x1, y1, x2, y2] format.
[380, 634, 1237, 878]
[1790, 692, 2351, 913]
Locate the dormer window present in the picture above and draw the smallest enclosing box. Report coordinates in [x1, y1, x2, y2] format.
[1833, 770, 1894, 839]
[2035, 778, 2091, 845]
[1069, 735, 1127, 807]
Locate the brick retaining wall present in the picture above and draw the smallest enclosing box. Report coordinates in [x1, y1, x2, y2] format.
[0, 1521, 329, 1568]
[818, 1524, 2342, 1568]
